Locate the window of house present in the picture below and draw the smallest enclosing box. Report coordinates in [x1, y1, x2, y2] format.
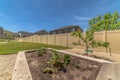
[58, 30, 61, 34]
[70, 28, 75, 32]
[65, 29, 68, 33]
[53, 31, 56, 34]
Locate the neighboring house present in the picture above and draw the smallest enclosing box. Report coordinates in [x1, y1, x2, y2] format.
[4, 30, 19, 38]
[18, 30, 48, 37]
[0, 34, 6, 38]
[34, 30, 48, 35]
[50, 25, 83, 34]
[18, 31, 33, 37]
[0, 27, 6, 38]
[0, 27, 4, 34]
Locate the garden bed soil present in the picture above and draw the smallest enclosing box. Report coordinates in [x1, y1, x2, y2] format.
[25, 50, 102, 80]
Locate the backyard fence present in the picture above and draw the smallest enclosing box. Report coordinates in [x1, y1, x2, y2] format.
[16, 30, 120, 54]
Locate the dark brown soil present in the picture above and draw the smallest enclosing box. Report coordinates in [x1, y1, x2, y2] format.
[25, 50, 102, 80]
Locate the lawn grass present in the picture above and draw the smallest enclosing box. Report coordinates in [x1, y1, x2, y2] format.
[0, 39, 6, 42]
[0, 42, 71, 55]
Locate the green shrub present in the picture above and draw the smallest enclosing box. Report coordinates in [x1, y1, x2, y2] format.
[64, 54, 71, 65]
[38, 47, 46, 56]
[43, 50, 71, 74]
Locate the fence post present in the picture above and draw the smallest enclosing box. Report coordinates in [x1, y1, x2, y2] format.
[54, 34, 56, 45]
[41, 35, 42, 43]
[66, 33, 68, 47]
[105, 30, 108, 53]
[103, 30, 108, 53]
[46, 35, 48, 44]
[31, 37, 32, 42]
[36, 35, 37, 43]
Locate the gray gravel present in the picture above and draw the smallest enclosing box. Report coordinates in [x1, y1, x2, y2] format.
[0, 54, 17, 80]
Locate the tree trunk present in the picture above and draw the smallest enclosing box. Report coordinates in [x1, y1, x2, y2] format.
[86, 41, 88, 56]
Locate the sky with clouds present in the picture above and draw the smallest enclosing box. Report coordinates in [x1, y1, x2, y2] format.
[0, 0, 119, 32]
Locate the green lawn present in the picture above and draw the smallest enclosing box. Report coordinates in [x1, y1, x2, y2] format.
[0, 42, 71, 55]
[0, 39, 6, 42]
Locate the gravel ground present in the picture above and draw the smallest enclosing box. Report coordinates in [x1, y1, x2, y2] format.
[0, 54, 17, 80]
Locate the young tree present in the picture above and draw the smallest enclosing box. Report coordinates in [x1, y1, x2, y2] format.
[72, 28, 109, 55]
[71, 12, 120, 55]
[89, 11, 120, 31]
[71, 29, 94, 55]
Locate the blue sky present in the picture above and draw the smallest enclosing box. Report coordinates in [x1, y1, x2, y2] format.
[0, 0, 119, 32]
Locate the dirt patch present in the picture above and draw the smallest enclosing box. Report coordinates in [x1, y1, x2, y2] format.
[25, 50, 102, 80]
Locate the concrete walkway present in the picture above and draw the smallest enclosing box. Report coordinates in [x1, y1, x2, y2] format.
[0, 54, 17, 80]
[0, 42, 8, 44]
[96, 63, 120, 80]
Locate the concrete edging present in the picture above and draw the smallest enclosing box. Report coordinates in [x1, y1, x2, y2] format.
[12, 49, 120, 80]
[48, 48, 113, 63]
[12, 51, 32, 80]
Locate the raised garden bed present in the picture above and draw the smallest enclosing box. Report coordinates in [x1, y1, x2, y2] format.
[25, 49, 102, 80]
[13, 48, 119, 80]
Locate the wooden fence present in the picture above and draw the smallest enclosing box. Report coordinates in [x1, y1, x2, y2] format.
[16, 30, 120, 54]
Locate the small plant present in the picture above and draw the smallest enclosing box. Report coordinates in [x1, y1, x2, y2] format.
[50, 50, 62, 66]
[43, 67, 53, 74]
[64, 54, 71, 65]
[43, 50, 71, 74]
[43, 50, 63, 74]
[38, 47, 46, 56]
[43, 67, 58, 74]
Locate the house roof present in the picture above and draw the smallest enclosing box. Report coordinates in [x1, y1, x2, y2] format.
[50, 25, 83, 32]
[34, 30, 48, 35]
[0, 27, 3, 29]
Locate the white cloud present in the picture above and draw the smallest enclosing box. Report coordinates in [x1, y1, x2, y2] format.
[0, 12, 10, 20]
[0, 12, 16, 23]
[74, 16, 91, 20]
[72, 22, 87, 25]
[0, 12, 20, 31]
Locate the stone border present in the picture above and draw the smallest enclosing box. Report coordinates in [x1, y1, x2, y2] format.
[12, 48, 120, 80]
[12, 51, 33, 80]
[48, 48, 113, 64]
